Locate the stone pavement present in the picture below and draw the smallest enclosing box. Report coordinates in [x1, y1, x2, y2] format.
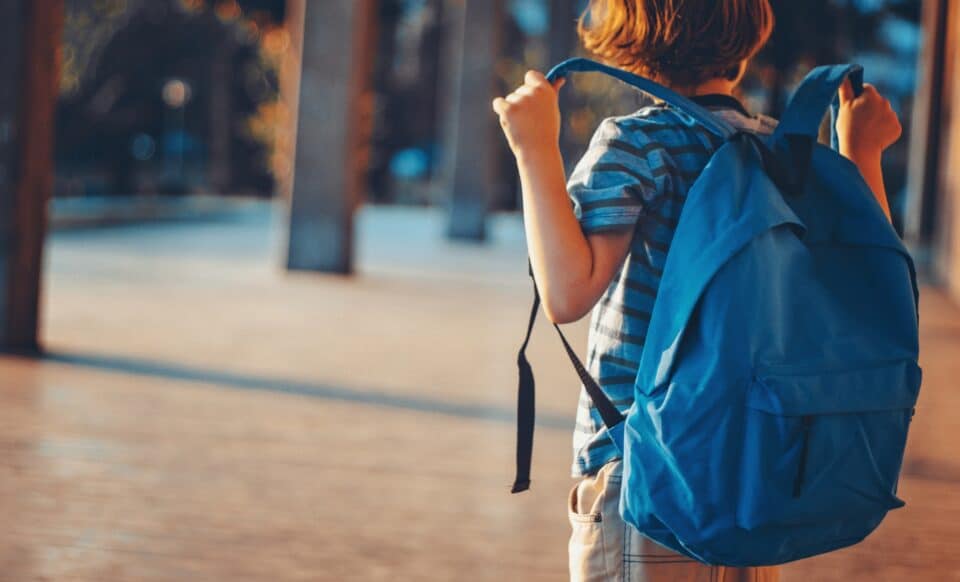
[0, 201, 957, 581]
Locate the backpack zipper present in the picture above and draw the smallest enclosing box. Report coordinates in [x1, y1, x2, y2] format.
[792, 415, 815, 497]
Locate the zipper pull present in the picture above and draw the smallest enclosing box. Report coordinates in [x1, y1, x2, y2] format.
[792, 415, 814, 498]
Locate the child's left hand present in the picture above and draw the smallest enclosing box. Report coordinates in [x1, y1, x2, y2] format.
[492, 71, 566, 159]
[836, 79, 902, 159]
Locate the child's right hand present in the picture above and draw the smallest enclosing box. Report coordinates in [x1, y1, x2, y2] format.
[492, 71, 566, 159]
[836, 79, 902, 160]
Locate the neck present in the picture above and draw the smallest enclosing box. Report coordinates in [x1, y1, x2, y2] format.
[678, 78, 737, 97]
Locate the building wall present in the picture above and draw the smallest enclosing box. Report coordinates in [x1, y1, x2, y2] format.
[939, 4, 960, 301]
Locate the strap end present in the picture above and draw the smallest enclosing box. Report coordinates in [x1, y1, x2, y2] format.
[511, 480, 531, 494]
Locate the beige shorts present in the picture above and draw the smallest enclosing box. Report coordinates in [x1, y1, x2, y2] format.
[568, 460, 781, 582]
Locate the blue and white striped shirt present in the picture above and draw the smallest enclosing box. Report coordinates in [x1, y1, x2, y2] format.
[567, 96, 777, 477]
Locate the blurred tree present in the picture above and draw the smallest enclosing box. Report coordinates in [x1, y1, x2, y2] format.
[365, 0, 450, 206]
[748, 0, 840, 117]
[492, 7, 530, 211]
[548, 0, 586, 173]
[56, 0, 286, 198]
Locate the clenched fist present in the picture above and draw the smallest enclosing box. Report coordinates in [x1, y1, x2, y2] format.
[492, 70, 566, 159]
[836, 79, 903, 159]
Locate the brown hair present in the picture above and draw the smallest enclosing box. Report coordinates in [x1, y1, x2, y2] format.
[578, 0, 775, 89]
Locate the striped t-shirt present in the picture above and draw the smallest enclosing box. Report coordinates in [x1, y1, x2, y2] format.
[568, 94, 777, 477]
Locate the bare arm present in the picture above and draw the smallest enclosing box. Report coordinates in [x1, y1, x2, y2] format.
[836, 80, 903, 223]
[844, 153, 891, 220]
[494, 71, 633, 324]
[516, 145, 633, 323]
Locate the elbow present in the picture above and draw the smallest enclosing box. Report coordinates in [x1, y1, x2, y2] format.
[542, 292, 590, 325]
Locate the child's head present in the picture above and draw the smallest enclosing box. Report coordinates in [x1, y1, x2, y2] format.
[578, 0, 774, 91]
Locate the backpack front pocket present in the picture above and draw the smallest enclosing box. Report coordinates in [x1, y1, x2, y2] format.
[736, 359, 920, 531]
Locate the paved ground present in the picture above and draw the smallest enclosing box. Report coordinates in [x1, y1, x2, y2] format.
[1, 201, 958, 581]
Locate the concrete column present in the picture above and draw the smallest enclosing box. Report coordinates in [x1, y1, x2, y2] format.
[938, 3, 960, 301]
[0, 0, 64, 353]
[286, 0, 376, 274]
[443, 0, 503, 241]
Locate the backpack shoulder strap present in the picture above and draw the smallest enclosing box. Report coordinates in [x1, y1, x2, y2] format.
[771, 64, 864, 150]
[545, 58, 739, 140]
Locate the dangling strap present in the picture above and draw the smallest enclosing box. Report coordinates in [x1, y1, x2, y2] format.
[511, 260, 540, 493]
[512, 260, 624, 494]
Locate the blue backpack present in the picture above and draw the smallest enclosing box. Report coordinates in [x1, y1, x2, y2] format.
[512, 58, 921, 566]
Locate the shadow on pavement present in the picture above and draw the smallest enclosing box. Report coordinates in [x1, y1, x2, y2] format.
[39, 349, 571, 430]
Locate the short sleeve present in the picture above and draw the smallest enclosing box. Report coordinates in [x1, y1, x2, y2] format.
[566, 116, 666, 234]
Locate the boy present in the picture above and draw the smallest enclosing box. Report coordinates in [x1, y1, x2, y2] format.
[492, 0, 902, 580]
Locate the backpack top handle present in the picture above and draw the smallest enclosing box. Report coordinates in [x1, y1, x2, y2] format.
[771, 64, 865, 150]
[545, 58, 739, 140]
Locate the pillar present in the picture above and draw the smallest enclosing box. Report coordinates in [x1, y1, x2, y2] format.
[0, 0, 64, 353]
[286, 0, 376, 274]
[443, 0, 503, 241]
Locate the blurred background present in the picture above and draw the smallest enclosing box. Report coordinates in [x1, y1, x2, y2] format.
[0, 0, 958, 580]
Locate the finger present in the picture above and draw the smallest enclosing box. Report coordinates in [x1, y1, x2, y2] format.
[515, 85, 536, 97]
[838, 78, 854, 104]
[861, 83, 880, 98]
[492, 97, 509, 116]
[505, 92, 523, 105]
[552, 77, 566, 92]
[525, 69, 548, 87]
